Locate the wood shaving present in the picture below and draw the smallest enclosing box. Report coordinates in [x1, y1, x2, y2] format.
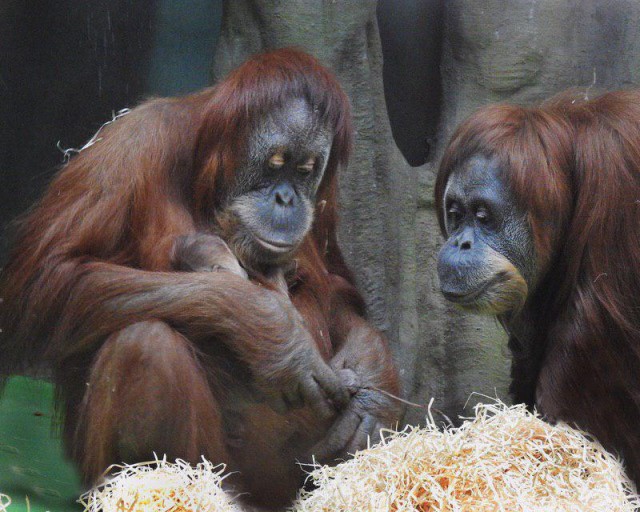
[79, 457, 241, 512]
[294, 402, 640, 512]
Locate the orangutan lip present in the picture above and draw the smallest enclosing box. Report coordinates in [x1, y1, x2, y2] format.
[441, 275, 500, 305]
[253, 234, 296, 253]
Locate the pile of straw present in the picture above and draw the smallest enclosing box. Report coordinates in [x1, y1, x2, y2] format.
[295, 402, 639, 512]
[79, 457, 241, 512]
[76, 402, 639, 511]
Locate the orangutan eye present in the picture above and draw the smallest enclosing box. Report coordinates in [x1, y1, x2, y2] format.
[447, 203, 462, 221]
[475, 207, 490, 224]
[297, 157, 316, 174]
[447, 202, 463, 227]
[268, 152, 285, 169]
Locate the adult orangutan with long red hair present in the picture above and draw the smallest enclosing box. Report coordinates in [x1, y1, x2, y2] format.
[435, 90, 640, 485]
[0, 48, 400, 508]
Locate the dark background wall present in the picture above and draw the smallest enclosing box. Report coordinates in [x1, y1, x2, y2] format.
[2, 0, 639, 423]
[0, 0, 221, 256]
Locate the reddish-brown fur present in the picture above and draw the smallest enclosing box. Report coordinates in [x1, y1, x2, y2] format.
[435, 90, 640, 485]
[0, 48, 400, 507]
